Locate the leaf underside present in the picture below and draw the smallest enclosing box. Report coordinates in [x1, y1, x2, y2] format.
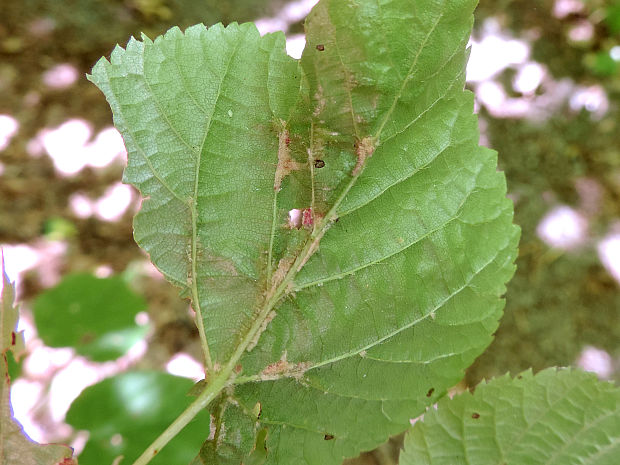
[89, 0, 519, 463]
[400, 368, 620, 465]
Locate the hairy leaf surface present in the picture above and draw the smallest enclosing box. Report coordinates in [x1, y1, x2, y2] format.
[89, 0, 519, 463]
[400, 368, 620, 465]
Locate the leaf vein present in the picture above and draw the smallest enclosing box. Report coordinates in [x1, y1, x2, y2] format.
[374, 5, 445, 141]
[103, 65, 189, 205]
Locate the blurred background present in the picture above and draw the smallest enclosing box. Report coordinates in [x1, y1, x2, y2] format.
[1, 0, 619, 464]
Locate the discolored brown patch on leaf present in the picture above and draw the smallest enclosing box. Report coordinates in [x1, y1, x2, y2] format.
[203, 250, 240, 277]
[246, 255, 297, 351]
[297, 234, 322, 272]
[352, 136, 375, 176]
[274, 124, 302, 192]
[259, 352, 312, 380]
[272, 256, 295, 289]
[246, 310, 276, 352]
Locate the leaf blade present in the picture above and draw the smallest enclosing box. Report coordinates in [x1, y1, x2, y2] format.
[90, 23, 302, 365]
[90, 1, 519, 462]
[400, 368, 620, 465]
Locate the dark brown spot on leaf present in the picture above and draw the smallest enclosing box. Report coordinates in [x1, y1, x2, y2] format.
[316, 44, 325, 51]
[472, 412, 480, 419]
[314, 159, 325, 168]
[426, 387, 434, 397]
[324, 434, 334, 440]
[274, 126, 302, 191]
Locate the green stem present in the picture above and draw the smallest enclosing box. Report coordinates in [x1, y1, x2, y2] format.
[131, 368, 231, 465]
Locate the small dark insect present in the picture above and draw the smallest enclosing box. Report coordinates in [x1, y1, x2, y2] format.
[324, 434, 335, 440]
[471, 412, 480, 419]
[316, 44, 325, 51]
[426, 387, 435, 398]
[314, 159, 325, 168]
[11, 331, 16, 346]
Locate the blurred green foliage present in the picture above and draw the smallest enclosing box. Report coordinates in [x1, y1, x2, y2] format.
[467, 0, 620, 384]
[66, 372, 210, 465]
[33, 273, 147, 361]
[476, 0, 620, 86]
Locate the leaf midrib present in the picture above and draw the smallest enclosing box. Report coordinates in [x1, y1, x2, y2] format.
[234, 2, 481, 384]
[191, 30, 246, 373]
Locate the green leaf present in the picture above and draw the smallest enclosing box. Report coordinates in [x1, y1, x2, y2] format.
[89, 0, 519, 462]
[66, 372, 210, 465]
[1, 259, 76, 465]
[33, 273, 147, 361]
[191, 400, 261, 465]
[400, 368, 620, 465]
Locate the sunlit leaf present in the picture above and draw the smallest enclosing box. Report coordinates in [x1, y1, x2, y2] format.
[400, 368, 620, 465]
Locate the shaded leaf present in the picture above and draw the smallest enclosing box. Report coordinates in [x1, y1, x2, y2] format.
[33, 274, 147, 361]
[66, 372, 210, 465]
[89, 0, 519, 462]
[400, 368, 620, 465]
